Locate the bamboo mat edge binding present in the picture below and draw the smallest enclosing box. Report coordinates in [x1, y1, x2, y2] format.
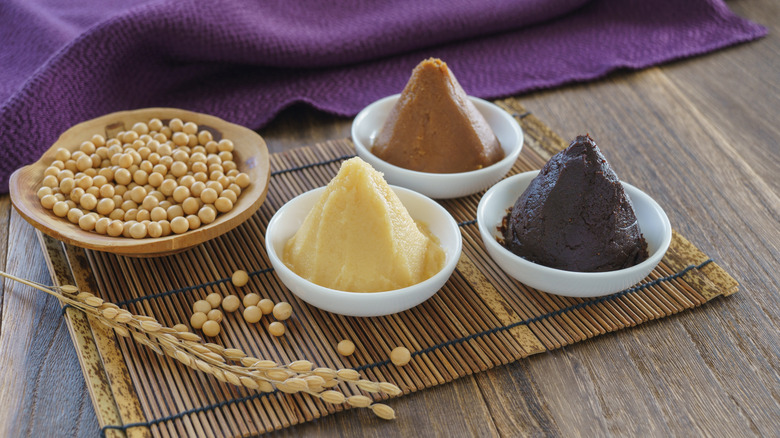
[38, 234, 149, 438]
[37, 101, 739, 437]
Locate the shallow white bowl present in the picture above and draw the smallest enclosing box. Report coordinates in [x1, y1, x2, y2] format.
[477, 171, 672, 297]
[266, 185, 462, 317]
[351, 94, 524, 199]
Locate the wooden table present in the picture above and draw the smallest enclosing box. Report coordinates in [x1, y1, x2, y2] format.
[1, 1, 778, 436]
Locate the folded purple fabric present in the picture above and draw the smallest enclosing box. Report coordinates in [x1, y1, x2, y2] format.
[0, 0, 765, 192]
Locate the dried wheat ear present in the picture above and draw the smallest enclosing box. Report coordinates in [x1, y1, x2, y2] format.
[0, 271, 400, 420]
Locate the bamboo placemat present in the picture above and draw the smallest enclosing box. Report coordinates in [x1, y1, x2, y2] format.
[38, 100, 738, 437]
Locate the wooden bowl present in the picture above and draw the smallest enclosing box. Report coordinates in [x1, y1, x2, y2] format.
[9, 108, 270, 257]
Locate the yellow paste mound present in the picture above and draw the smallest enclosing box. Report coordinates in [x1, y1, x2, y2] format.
[372, 58, 504, 173]
[283, 157, 445, 292]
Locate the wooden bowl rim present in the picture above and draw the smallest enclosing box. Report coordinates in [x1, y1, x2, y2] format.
[9, 107, 270, 257]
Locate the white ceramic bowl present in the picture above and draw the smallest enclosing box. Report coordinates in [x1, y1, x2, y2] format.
[266, 185, 462, 317]
[351, 94, 524, 199]
[477, 171, 672, 297]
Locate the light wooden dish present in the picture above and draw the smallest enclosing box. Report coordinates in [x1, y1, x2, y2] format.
[9, 107, 270, 257]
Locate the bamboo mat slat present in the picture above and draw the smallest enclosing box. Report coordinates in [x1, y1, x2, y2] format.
[37, 101, 738, 437]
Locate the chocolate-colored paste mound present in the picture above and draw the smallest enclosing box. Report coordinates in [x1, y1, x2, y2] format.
[372, 58, 504, 173]
[502, 135, 649, 272]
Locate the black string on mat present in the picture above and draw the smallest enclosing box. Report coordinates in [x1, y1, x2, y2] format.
[513, 111, 531, 119]
[89, 145, 712, 435]
[112, 222, 477, 307]
[101, 156, 474, 307]
[100, 131, 503, 309]
[113, 267, 275, 307]
[355, 259, 713, 372]
[270, 154, 355, 176]
[100, 390, 277, 438]
[98, 259, 713, 437]
[61, 303, 75, 316]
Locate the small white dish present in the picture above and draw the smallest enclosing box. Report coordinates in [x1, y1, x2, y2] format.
[351, 94, 524, 199]
[266, 185, 462, 317]
[477, 171, 672, 297]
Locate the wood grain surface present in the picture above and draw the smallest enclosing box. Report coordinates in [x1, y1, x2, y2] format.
[1, 0, 778, 436]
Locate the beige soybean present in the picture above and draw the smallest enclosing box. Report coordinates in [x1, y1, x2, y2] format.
[268, 321, 285, 337]
[258, 298, 274, 315]
[221, 295, 240, 313]
[80, 193, 98, 210]
[202, 320, 220, 337]
[96, 198, 114, 215]
[337, 340, 356, 357]
[232, 270, 249, 287]
[207, 309, 223, 323]
[109, 209, 125, 221]
[42, 175, 58, 188]
[129, 222, 147, 239]
[242, 293, 261, 308]
[37, 186, 53, 199]
[192, 300, 212, 314]
[200, 187, 218, 204]
[130, 186, 147, 203]
[243, 306, 262, 324]
[141, 195, 159, 211]
[217, 139, 234, 152]
[193, 171, 208, 183]
[197, 130, 212, 144]
[136, 209, 150, 222]
[220, 189, 237, 204]
[122, 221, 136, 237]
[67, 208, 84, 224]
[150, 206, 167, 221]
[94, 217, 110, 234]
[147, 221, 163, 238]
[170, 216, 189, 234]
[52, 201, 70, 217]
[158, 220, 171, 236]
[190, 312, 208, 330]
[235, 173, 250, 188]
[99, 184, 115, 199]
[273, 302, 293, 321]
[214, 196, 233, 213]
[190, 181, 206, 197]
[182, 197, 200, 215]
[198, 206, 216, 224]
[40, 195, 57, 210]
[107, 220, 124, 236]
[205, 293, 222, 309]
[59, 178, 75, 194]
[390, 347, 411, 366]
[55, 148, 71, 161]
[167, 204, 184, 220]
[159, 179, 177, 196]
[78, 214, 97, 231]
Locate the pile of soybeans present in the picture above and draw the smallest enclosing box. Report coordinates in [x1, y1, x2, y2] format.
[36, 117, 251, 238]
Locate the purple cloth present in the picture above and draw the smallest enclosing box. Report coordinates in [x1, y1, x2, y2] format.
[0, 0, 766, 192]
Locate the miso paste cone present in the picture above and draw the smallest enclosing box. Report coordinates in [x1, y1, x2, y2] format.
[372, 58, 503, 173]
[284, 157, 444, 292]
